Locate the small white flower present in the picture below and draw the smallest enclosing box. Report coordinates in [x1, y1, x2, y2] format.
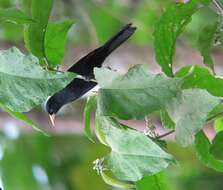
[144, 117, 158, 138]
[93, 158, 107, 174]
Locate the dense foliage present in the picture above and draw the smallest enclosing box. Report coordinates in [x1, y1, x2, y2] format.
[1, 0, 223, 189]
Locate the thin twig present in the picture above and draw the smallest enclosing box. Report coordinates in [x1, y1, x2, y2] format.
[157, 130, 175, 139]
[157, 108, 223, 139]
[206, 111, 223, 123]
[156, 111, 223, 140]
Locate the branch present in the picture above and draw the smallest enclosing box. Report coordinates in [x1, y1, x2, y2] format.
[206, 111, 223, 122]
[157, 109, 223, 140]
[157, 130, 175, 139]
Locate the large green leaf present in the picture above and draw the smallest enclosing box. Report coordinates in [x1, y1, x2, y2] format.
[166, 89, 220, 146]
[24, 0, 53, 58]
[195, 131, 223, 172]
[95, 114, 174, 182]
[136, 172, 170, 190]
[95, 65, 183, 120]
[197, 22, 218, 71]
[44, 20, 74, 67]
[0, 47, 75, 112]
[154, 1, 199, 76]
[210, 131, 223, 161]
[0, 7, 35, 24]
[176, 65, 223, 97]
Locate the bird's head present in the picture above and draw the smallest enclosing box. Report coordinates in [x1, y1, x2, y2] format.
[45, 95, 63, 127]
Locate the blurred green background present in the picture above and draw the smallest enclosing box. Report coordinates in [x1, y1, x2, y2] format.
[1, 129, 223, 190]
[0, 0, 219, 45]
[0, 0, 223, 190]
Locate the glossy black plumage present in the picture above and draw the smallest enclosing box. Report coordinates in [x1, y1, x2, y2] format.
[68, 23, 136, 79]
[46, 23, 136, 115]
[46, 78, 97, 115]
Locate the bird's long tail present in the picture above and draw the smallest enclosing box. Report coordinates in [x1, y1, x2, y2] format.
[103, 23, 136, 55]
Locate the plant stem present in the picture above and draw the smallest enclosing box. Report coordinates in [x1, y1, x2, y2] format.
[157, 130, 175, 139]
[157, 110, 223, 140]
[206, 111, 223, 122]
[213, 0, 223, 15]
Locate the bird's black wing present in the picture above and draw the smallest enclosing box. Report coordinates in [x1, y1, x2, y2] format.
[68, 23, 136, 78]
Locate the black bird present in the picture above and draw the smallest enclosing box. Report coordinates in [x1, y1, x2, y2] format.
[46, 23, 136, 126]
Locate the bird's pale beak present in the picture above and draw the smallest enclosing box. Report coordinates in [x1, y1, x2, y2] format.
[49, 114, 56, 127]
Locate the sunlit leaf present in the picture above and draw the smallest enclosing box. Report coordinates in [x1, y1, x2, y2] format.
[95, 65, 182, 120]
[95, 114, 174, 182]
[166, 89, 220, 146]
[44, 20, 74, 67]
[24, 0, 53, 58]
[0, 47, 75, 112]
[154, 1, 199, 76]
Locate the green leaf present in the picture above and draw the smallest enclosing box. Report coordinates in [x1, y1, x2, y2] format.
[166, 89, 220, 146]
[210, 131, 223, 161]
[176, 65, 223, 97]
[24, 0, 53, 58]
[154, 1, 199, 77]
[214, 117, 223, 133]
[44, 20, 74, 67]
[136, 172, 170, 190]
[84, 95, 97, 142]
[195, 131, 223, 172]
[160, 110, 175, 129]
[0, 47, 75, 112]
[101, 171, 135, 189]
[0, 102, 48, 135]
[95, 65, 183, 120]
[197, 22, 218, 71]
[95, 114, 174, 182]
[0, 7, 35, 24]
